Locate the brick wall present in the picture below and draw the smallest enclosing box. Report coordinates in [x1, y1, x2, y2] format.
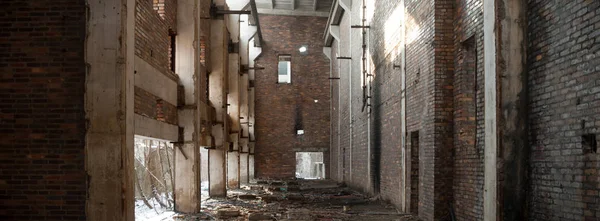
[135, 0, 178, 124]
[329, 0, 456, 219]
[404, 0, 438, 219]
[134, 86, 178, 125]
[0, 0, 87, 220]
[528, 0, 600, 220]
[254, 15, 331, 179]
[135, 0, 177, 77]
[368, 0, 405, 206]
[452, 0, 485, 219]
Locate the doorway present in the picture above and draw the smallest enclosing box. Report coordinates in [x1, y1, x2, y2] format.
[410, 131, 420, 214]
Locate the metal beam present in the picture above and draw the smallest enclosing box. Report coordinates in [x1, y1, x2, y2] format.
[216, 10, 252, 14]
[257, 8, 330, 17]
[292, 0, 296, 10]
[249, 0, 263, 47]
[271, 0, 275, 8]
[313, 0, 318, 11]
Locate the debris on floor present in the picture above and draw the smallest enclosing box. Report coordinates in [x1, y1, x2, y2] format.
[162, 179, 419, 221]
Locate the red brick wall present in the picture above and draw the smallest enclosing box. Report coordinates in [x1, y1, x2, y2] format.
[135, 0, 177, 77]
[0, 0, 87, 220]
[134, 86, 178, 125]
[528, 0, 600, 220]
[254, 15, 331, 179]
[452, 0, 485, 219]
[134, 0, 178, 123]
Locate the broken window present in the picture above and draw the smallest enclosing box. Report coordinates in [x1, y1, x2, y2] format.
[278, 55, 292, 83]
[296, 152, 324, 179]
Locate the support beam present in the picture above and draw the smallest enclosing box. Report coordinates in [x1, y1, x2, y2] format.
[240, 139, 250, 184]
[249, 0, 263, 47]
[85, 0, 135, 220]
[228, 54, 241, 133]
[313, 0, 319, 11]
[322, 47, 332, 60]
[227, 135, 240, 189]
[271, 0, 275, 9]
[339, 0, 351, 12]
[256, 8, 330, 17]
[329, 25, 340, 41]
[292, 0, 296, 10]
[209, 17, 229, 197]
[174, 0, 202, 213]
[249, 142, 256, 182]
[484, 0, 528, 220]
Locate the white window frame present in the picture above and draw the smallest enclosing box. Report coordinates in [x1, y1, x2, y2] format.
[278, 55, 292, 83]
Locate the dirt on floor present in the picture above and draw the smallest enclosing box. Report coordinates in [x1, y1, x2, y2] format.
[170, 179, 419, 221]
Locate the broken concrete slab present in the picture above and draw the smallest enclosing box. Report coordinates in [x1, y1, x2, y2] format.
[216, 208, 241, 218]
[248, 213, 274, 221]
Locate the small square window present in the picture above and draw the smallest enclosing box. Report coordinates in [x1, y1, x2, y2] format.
[278, 55, 291, 83]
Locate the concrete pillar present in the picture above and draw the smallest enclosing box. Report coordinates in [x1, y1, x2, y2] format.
[209, 15, 229, 197]
[249, 142, 255, 182]
[483, 0, 527, 220]
[227, 135, 240, 189]
[174, 0, 202, 213]
[85, 0, 135, 220]
[240, 138, 249, 184]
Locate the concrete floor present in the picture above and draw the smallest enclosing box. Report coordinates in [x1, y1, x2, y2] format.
[169, 180, 419, 221]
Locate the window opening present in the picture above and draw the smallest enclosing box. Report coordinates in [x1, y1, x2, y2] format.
[278, 55, 292, 83]
[296, 152, 325, 179]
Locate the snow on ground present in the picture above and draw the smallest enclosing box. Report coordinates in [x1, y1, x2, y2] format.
[135, 198, 175, 221]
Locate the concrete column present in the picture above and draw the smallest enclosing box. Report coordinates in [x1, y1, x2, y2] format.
[484, 0, 527, 220]
[240, 138, 249, 185]
[85, 0, 135, 220]
[227, 135, 240, 189]
[209, 16, 229, 197]
[174, 0, 202, 213]
[398, 0, 408, 213]
[249, 142, 255, 182]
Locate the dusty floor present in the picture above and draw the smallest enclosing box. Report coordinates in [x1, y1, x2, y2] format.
[170, 179, 419, 221]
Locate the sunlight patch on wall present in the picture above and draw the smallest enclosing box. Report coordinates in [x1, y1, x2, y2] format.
[384, 5, 403, 56]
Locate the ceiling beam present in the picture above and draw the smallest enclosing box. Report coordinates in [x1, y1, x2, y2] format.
[257, 8, 329, 16]
[313, 0, 318, 11]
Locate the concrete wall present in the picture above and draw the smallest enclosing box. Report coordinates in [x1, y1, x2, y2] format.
[254, 15, 331, 179]
[0, 1, 87, 220]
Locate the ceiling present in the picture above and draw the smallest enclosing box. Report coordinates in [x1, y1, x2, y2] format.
[254, 0, 334, 17]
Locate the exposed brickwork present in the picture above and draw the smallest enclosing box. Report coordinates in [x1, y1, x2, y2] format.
[254, 15, 331, 179]
[0, 0, 87, 220]
[134, 0, 178, 126]
[528, 0, 600, 220]
[452, 0, 485, 219]
[134, 86, 178, 125]
[368, 0, 405, 207]
[135, 0, 177, 78]
[331, 0, 456, 219]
